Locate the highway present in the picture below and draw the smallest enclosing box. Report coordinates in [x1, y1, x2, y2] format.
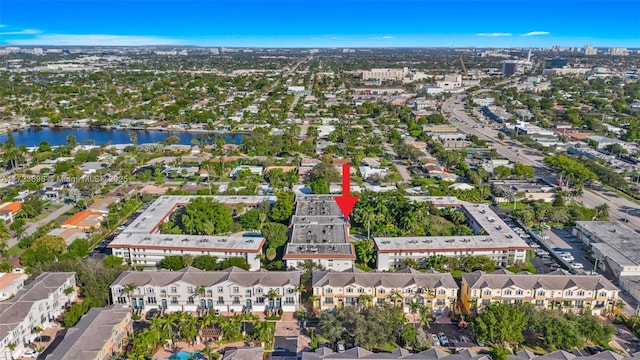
[442, 94, 640, 231]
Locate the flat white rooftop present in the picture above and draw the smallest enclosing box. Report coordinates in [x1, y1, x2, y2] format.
[376, 197, 529, 252]
[108, 196, 274, 253]
[123, 195, 277, 235]
[109, 232, 264, 252]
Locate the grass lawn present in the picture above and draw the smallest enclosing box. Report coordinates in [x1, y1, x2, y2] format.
[603, 185, 640, 206]
[497, 201, 528, 210]
[5, 243, 23, 257]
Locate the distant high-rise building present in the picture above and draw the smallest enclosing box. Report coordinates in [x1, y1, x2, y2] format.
[584, 45, 598, 55]
[502, 61, 518, 76]
[544, 58, 568, 69]
[33, 48, 43, 55]
[609, 47, 629, 56]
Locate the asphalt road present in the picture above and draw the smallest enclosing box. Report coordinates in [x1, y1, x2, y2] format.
[442, 94, 640, 231]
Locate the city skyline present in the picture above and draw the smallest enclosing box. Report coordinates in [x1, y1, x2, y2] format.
[1, 0, 639, 48]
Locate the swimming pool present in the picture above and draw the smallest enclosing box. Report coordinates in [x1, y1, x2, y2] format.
[167, 351, 204, 360]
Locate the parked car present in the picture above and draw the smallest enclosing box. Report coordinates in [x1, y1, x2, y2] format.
[586, 347, 603, 354]
[336, 342, 346, 353]
[431, 334, 440, 346]
[22, 350, 38, 358]
[145, 309, 160, 321]
[438, 332, 450, 346]
[571, 263, 584, 269]
[33, 336, 51, 342]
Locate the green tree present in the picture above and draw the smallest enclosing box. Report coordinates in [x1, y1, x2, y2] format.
[103, 255, 123, 267]
[471, 303, 527, 346]
[269, 191, 295, 223]
[193, 255, 218, 271]
[219, 257, 250, 270]
[178, 197, 233, 235]
[159, 255, 185, 270]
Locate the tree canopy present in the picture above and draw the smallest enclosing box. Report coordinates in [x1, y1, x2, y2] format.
[175, 197, 233, 235]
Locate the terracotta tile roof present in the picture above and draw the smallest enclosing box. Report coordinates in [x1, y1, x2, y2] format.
[0, 202, 22, 214]
[61, 210, 104, 227]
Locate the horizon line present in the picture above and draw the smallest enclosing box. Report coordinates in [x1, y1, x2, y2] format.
[3, 44, 639, 49]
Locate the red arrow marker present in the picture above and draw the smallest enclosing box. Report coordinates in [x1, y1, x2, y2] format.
[334, 163, 358, 219]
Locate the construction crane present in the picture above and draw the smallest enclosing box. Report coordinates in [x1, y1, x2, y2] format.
[458, 56, 468, 77]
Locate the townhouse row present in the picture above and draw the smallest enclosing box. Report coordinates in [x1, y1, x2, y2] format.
[108, 267, 619, 318]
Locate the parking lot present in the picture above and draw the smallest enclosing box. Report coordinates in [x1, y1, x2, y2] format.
[428, 323, 477, 348]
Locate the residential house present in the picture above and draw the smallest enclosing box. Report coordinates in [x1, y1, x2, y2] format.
[79, 162, 109, 175]
[61, 210, 105, 230]
[0, 202, 21, 224]
[45, 306, 132, 360]
[110, 267, 301, 314]
[461, 269, 618, 315]
[0, 272, 77, 358]
[47, 228, 87, 246]
[87, 197, 118, 214]
[0, 271, 29, 301]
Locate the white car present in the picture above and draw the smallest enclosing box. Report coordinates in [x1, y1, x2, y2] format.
[561, 255, 575, 262]
[571, 263, 584, 269]
[22, 349, 38, 358]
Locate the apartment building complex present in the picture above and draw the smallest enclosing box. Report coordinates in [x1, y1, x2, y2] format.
[108, 196, 276, 270]
[110, 267, 301, 313]
[284, 195, 356, 271]
[461, 269, 618, 315]
[0, 272, 77, 358]
[374, 197, 529, 271]
[311, 268, 458, 315]
[361, 68, 406, 81]
[45, 306, 132, 360]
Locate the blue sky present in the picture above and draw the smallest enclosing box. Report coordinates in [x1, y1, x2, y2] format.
[1, 0, 638, 47]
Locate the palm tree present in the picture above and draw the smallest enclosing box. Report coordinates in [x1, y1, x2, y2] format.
[387, 290, 403, 308]
[361, 206, 378, 239]
[408, 300, 421, 324]
[258, 212, 267, 231]
[357, 294, 373, 309]
[123, 283, 138, 309]
[201, 344, 217, 360]
[595, 203, 609, 220]
[418, 305, 433, 329]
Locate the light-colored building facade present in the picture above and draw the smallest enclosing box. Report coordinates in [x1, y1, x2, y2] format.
[461, 270, 618, 316]
[0, 272, 77, 359]
[362, 68, 406, 81]
[0, 272, 29, 301]
[312, 268, 458, 315]
[45, 306, 132, 360]
[374, 197, 529, 271]
[110, 267, 301, 314]
[108, 196, 275, 270]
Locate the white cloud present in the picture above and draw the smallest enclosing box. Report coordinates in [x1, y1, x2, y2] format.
[0, 29, 40, 35]
[382, 36, 393, 39]
[522, 31, 550, 36]
[476, 32, 512, 37]
[6, 34, 183, 46]
[0, 24, 7, 28]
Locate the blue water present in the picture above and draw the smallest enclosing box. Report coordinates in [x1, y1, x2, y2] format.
[168, 351, 204, 360]
[0, 128, 244, 147]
